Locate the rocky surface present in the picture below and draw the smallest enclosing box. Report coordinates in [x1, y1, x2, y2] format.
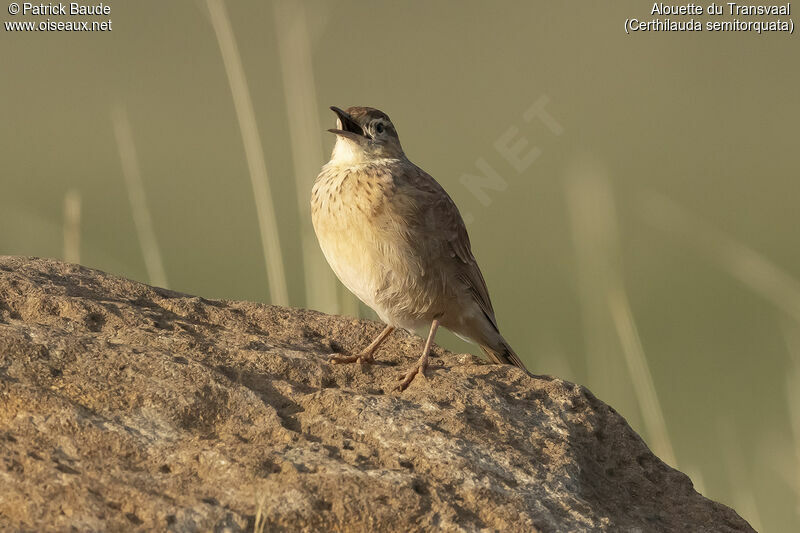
[0, 257, 753, 532]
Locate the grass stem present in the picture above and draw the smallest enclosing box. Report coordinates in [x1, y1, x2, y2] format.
[206, 0, 288, 305]
[112, 107, 169, 289]
[63, 189, 81, 265]
[272, 0, 342, 314]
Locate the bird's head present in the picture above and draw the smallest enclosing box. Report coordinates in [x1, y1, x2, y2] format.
[328, 106, 405, 164]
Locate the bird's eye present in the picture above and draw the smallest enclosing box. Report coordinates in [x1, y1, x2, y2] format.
[375, 123, 384, 134]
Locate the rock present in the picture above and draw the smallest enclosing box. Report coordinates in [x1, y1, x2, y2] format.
[0, 256, 753, 532]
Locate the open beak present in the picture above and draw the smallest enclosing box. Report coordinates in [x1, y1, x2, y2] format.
[328, 106, 365, 140]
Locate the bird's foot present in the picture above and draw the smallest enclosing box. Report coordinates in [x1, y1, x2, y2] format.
[329, 352, 376, 365]
[395, 359, 428, 391]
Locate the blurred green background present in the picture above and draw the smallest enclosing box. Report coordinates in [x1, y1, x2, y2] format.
[2, 1, 798, 529]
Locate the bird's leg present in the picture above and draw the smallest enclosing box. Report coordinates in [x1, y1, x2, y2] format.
[396, 319, 440, 391]
[330, 325, 395, 365]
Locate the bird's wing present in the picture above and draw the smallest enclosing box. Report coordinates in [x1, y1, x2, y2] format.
[406, 165, 498, 329]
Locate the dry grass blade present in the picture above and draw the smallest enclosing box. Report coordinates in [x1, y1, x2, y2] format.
[609, 286, 677, 466]
[718, 419, 765, 531]
[566, 159, 677, 467]
[639, 192, 800, 323]
[253, 490, 267, 533]
[111, 107, 169, 289]
[63, 189, 81, 265]
[272, 0, 342, 314]
[206, 0, 288, 305]
[638, 191, 795, 523]
[564, 161, 618, 392]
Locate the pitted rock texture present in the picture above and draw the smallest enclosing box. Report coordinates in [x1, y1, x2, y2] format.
[0, 257, 753, 532]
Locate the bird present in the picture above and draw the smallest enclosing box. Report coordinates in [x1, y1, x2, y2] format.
[311, 106, 528, 391]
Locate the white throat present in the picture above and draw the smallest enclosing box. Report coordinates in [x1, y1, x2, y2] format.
[330, 136, 369, 165]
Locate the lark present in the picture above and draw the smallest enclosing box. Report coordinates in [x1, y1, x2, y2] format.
[311, 106, 528, 390]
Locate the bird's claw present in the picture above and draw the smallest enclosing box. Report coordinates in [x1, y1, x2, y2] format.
[395, 361, 428, 391]
[329, 352, 375, 365]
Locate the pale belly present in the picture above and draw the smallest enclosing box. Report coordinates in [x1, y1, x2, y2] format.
[315, 217, 383, 311]
[314, 216, 421, 328]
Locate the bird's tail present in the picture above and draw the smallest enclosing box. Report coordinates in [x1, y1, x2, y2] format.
[479, 337, 528, 371]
